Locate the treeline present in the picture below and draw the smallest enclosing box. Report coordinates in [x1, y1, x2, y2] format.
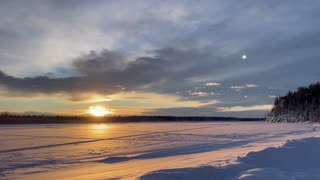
[0, 114, 263, 124]
[267, 82, 320, 122]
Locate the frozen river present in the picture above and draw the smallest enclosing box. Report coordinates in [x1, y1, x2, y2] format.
[0, 122, 319, 179]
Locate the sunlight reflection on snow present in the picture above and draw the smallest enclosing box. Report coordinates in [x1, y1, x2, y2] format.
[90, 124, 109, 133]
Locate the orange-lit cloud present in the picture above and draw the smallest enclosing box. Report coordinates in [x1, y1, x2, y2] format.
[217, 104, 273, 112]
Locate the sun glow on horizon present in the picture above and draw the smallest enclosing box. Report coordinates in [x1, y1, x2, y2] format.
[87, 106, 113, 117]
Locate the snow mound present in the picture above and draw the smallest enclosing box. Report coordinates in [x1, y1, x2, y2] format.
[139, 137, 320, 180]
[239, 137, 320, 171]
[139, 166, 216, 180]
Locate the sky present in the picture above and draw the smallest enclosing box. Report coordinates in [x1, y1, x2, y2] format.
[0, 0, 320, 117]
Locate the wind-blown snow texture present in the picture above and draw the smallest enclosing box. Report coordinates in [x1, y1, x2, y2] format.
[141, 138, 320, 180]
[0, 122, 320, 179]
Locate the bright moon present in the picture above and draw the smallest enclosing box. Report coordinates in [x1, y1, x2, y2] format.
[242, 54, 247, 60]
[87, 106, 113, 117]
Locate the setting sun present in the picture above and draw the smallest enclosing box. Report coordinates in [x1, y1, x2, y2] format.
[87, 106, 113, 117]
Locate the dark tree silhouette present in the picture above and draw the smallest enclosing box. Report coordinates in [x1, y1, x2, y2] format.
[267, 82, 320, 122]
[0, 114, 263, 124]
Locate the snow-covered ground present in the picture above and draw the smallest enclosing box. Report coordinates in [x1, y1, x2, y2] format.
[141, 137, 320, 180]
[0, 122, 320, 180]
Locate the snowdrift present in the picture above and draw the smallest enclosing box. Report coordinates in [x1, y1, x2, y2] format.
[140, 137, 320, 180]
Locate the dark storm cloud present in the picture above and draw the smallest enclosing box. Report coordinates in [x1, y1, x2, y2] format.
[0, 47, 218, 95]
[73, 49, 127, 75]
[0, 44, 262, 97]
[0, 70, 119, 95]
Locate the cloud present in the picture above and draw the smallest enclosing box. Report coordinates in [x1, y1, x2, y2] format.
[269, 95, 277, 98]
[217, 104, 273, 112]
[205, 82, 221, 86]
[230, 86, 246, 89]
[0, 47, 220, 98]
[73, 49, 128, 75]
[144, 105, 269, 117]
[0, 47, 224, 106]
[230, 84, 258, 89]
[245, 84, 258, 88]
[229, 84, 258, 92]
[0, 70, 117, 95]
[107, 92, 220, 115]
[1, 1, 320, 116]
[1, 0, 319, 79]
[189, 91, 214, 97]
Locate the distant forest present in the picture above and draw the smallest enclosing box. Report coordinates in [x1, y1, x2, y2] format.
[0, 114, 263, 124]
[267, 82, 320, 122]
